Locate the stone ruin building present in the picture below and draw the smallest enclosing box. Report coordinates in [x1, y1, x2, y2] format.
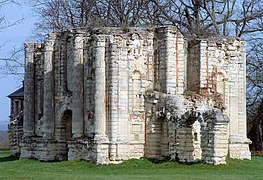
[8, 26, 251, 165]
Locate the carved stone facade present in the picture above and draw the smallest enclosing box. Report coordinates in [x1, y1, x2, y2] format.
[10, 26, 251, 165]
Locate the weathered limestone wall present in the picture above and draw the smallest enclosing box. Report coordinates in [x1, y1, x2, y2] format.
[93, 35, 109, 164]
[83, 33, 95, 139]
[23, 43, 36, 137]
[43, 34, 55, 138]
[187, 41, 200, 93]
[187, 37, 251, 160]
[145, 118, 163, 159]
[176, 127, 197, 162]
[20, 43, 38, 159]
[18, 26, 250, 164]
[153, 27, 186, 94]
[53, 33, 69, 160]
[154, 95, 230, 164]
[127, 30, 153, 160]
[72, 35, 84, 137]
[9, 121, 23, 156]
[200, 110, 229, 165]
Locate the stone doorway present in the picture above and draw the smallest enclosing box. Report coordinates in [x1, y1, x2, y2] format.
[63, 110, 72, 140]
[60, 109, 72, 160]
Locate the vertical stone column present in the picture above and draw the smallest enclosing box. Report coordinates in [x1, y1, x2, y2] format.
[116, 43, 130, 160]
[228, 40, 251, 160]
[199, 40, 208, 90]
[200, 110, 229, 165]
[23, 43, 35, 137]
[43, 33, 55, 138]
[108, 42, 119, 160]
[238, 40, 247, 136]
[177, 127, 195, 162]
[164, 26, 186, 95]
[228, 45, 239, 136]
[94, 35, 107, 139]
[93, 35, 109, 164]
[212, 122, 229, 165]
[72, 35, 84, 137]
[176, 32, 186, 94]
[164, 27, 177, 94]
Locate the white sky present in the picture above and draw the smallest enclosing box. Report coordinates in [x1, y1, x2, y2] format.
[0, 2, 36, 131]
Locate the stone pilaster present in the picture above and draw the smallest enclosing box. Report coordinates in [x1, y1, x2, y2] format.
[227, 40, 251, 160]
[23, 43, 36, 137]
[23, 43, 35, 137]
[164, 27, 177, 94]
[176, 33, 186, 94]
[164, 26, 186, 95]
[93, 35, 109, 164]
[116, 43, 130, 160]
[43, 33, 55, 139]
[21, 43, 38, 159]
[94, 35, 107, 138]
[108, 41, 119, 160]
[72, 35, 84, 137]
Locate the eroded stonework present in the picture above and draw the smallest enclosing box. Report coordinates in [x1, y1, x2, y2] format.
[10, 26, 251, 165]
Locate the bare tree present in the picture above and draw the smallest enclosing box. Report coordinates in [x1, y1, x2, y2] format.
[0, 46, 23, 77]
[248, 98, 263, 151]
[0, 0, 20, 31]
[96, 0, 149, 27]
[246, 34, 263, 150]
[0, 0, 24, 76]
[29, 0, 109, 39]
[29, 0, 150, 38]
[145, 0, 263, 37]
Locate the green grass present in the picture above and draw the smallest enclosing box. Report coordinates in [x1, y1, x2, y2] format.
[0, 151, 263, 180]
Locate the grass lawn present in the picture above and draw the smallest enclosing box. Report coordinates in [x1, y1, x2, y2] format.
[0, 151, 262, 180]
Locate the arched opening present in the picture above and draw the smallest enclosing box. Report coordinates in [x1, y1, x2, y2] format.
[62, 110, 72, 140]
[60, 109, 72, 160]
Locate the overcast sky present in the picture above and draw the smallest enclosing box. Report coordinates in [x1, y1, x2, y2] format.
[0, 2, 36, 131]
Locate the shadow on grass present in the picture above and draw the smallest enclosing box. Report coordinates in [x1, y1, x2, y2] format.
[146, 157, 171, 164]
[0, 156, 19, 163]
[146, 157, 201, 165]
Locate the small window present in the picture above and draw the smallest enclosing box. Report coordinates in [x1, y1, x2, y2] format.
[194, 132, 198, 141]
[14, 100, 19, 115]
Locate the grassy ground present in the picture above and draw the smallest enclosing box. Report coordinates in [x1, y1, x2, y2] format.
[0, 151, 263, 180]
